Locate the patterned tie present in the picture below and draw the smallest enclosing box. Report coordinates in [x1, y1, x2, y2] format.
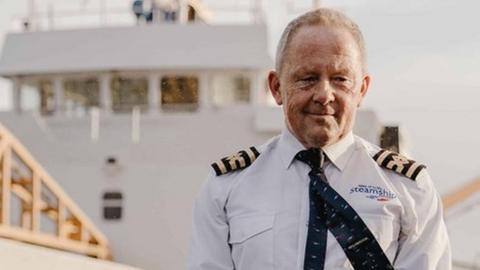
[296, 148, 394, 270]
[297, 148, 328, 270]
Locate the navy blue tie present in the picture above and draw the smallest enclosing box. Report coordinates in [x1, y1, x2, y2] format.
[297, 148, 394, 270]
[297, 148, 328, 270]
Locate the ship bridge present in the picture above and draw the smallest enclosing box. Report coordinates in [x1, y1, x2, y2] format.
[0, 0, 273, 118]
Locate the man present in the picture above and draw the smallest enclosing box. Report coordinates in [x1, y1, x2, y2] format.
[187, 8, 451, 270]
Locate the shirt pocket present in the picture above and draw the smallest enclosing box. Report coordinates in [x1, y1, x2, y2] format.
[361, 214, 400, 261]
[228, 214, 275, 270]
[340, 214, 399, 269]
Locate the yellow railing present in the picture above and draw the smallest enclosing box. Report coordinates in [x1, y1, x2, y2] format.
[442, 178, 480, 211]
[0, 123, 110, 259]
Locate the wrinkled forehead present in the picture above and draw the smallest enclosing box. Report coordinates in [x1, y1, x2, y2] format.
[283, 25, 363, 73]
[289, 25, 361, 60]
[287, 56, 357, 76]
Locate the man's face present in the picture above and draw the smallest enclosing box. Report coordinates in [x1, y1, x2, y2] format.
[269, 25, 370, 148]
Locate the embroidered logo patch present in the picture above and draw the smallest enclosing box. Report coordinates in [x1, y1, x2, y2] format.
[349, 184, 396, 202]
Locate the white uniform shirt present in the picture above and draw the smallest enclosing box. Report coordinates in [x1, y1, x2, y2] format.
[187, 129, 451, 270]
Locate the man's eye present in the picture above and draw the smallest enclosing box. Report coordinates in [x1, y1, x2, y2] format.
[299, 76, 318, 82]
[333, 76, 348, 82]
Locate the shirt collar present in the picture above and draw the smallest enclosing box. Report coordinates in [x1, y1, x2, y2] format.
[322, 132, 355, 171]
[278, 128, 306, 170]
[278, 128, 355, 171]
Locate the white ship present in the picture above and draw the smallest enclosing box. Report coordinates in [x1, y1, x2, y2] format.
[0, 1, 474, 269]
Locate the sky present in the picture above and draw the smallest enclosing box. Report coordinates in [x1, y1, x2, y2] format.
[0, 0, 480, 194]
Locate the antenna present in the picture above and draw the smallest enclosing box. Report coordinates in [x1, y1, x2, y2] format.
[26, 0, 37, 31]
[253, 0, 265, 24]
[178, 0, 188, 24]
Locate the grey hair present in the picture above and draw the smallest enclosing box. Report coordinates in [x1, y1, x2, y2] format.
[275, 8, 367, 73]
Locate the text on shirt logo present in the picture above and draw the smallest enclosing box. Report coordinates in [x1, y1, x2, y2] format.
[349, 184, 396, 202]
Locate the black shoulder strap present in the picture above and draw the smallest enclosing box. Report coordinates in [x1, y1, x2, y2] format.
[211, 147, 260, 176]
[373, 149, 426, 181]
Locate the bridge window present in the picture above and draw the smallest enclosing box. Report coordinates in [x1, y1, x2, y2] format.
[211, 74, 250, 107]
[39, 80, 54, 115]
[63, 78, 100, 115]
[161, 76, 199, 111]
[111, 76, 148, 113]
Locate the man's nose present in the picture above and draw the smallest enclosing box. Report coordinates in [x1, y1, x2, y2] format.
[312, 79, 335, 105]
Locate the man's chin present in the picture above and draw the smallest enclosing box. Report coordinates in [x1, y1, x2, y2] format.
[287, 122, 338, 147]
[304, 130, 337, 148]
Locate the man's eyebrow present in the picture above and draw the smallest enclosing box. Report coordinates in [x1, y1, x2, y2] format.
[291, 66, 353, 77]
[328, 62, 355, 74]
[290, 66, 315, 75]
[331, 68, 353, 75]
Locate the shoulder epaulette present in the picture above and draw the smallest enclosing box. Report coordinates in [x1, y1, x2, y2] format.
[211, 147, 260, 176]
[372, 149, 426, 181]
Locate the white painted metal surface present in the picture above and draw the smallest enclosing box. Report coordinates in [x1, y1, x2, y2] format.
[0, 238, 142, 270]
[0, 24, 272, 76]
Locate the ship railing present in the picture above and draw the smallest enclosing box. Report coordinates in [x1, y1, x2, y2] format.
[0, 123, 111, 259]
[8, 6, 134, 33]
[6, 0, 267, 33]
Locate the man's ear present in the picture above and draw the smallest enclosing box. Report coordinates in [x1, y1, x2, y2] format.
[357, 74, 371, 107]
[268, 71, 283, 105]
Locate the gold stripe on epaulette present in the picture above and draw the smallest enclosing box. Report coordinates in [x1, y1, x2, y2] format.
[372, 149, 426, 181]
[375, 149, 391, 166]
[405, 162, 421, 179]
[245, 148, 257, 163]
[217, 160, 228, 175]
[211, 146, 260, 176]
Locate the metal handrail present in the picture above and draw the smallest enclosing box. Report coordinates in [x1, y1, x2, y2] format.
[7, 0, 215, 32]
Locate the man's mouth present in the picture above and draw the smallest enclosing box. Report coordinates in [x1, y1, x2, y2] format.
[304, 111, 334, 116]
